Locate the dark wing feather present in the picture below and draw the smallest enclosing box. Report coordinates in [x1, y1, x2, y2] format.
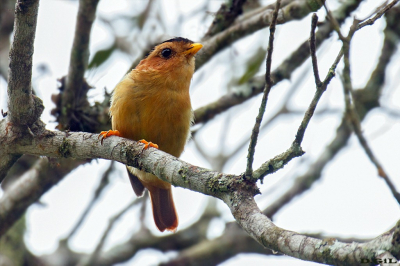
[126, 167, 145, 197]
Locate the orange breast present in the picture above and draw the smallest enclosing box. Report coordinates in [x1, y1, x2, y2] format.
[110, 71, 193, 157]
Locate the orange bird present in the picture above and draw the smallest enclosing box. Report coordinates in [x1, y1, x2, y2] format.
[99, 37, 202, 232]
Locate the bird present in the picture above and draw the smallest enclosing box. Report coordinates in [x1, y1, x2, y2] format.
[99, 37, 203, 232]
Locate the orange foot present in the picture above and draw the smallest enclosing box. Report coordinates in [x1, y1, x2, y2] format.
[139, 139, 158, 150]
[98, 130, 121, 144]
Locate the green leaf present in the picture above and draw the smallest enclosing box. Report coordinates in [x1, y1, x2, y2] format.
[88, 44, 116, 69]
[237, 47, 267, 85]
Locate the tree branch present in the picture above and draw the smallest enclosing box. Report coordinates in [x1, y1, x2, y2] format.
[193, 0, 362, 125]
[196, 0, 325, 70]
[338, 1, 400, 205]
[6, 0, 43, 126]
[226, 190, 400, 265]
[85, 197, 144, 265]
[61, 0, 100, 129]
[65, 161, 116, 241]
[264, 1, 400, 219]
[0, 156, 87, 236]
[202, 0, 247, 40]
[88, 199, 218, 266]
[0, 126, 398, 264]
[245, 0, 281, 179]
[1, 0, 42, 183]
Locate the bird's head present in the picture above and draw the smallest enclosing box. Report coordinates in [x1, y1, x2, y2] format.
[135, 37, 203, 76]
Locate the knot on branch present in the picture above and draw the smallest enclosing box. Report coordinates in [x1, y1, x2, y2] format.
[7, 94, 44, 128]
[208, 173, 260, 196]
[51, 77, 111, 133]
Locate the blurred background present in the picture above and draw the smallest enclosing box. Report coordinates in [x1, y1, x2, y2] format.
[1, 0, 400, 265]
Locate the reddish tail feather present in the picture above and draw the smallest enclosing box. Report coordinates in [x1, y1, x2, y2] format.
[146, 185, 178, 232]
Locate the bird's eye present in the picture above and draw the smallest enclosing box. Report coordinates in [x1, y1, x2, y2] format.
[161, 48, 172, 59]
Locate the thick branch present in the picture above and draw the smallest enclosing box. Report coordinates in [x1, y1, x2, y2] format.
[196, 0, 325, 70]
[1, 127, 399, 264]
[0, 156, 87, 236]
[202, 0, 247, 40]
[225, 191, 400, 265]
[7, 0, 43, 126]
[4, 131, 243, 199]
[161, 223, 274, 266]
[0, 0, 14, 79]
[61, 0, 99, 128]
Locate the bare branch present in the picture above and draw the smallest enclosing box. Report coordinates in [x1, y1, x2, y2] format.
[92, 198, 218, 266]
[293, 48, 342, 146]
[0, 0, 14, 80]
[357, 0, 399, 31]
[1, 0, 42, 183]
[61, 0, 100, 129]
[251, 45, 342, 182]
[194, 0, 362, 125]
[203, 0, 247, 40]
[245, 0, 281, 179]
[226, 190, 400, 265]
[264, 3, 400, 217]
[0, 154, 21, 184]
[196, 0, 325, 70]
[65, 161, 116, 241]
[309, 13, 321, 87]
[86, 197, 144, 265]
[161, 222, 275, 266]
[0, 156, 87, 236]
[7, 0, 43, 126]
[1, 125, 398, 264]
[264, 116, 352, 218]
[338, 4, 400, 204]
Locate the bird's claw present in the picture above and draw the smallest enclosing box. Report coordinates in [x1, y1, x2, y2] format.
[139, 139, 159, 150]
[98, 130, 121, 145]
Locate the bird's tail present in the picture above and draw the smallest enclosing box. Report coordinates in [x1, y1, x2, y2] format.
[146, 184, 178, 232]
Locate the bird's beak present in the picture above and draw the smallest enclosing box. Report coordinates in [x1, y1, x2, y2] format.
[183, 43, 203, 56]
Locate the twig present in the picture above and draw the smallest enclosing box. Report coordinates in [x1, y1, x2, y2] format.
[193, 0, 363, 125]
[309, 14, 321, 87]
[264, 3, 400, 218]
[338, 12, 400, 204]
[357, 0, 399, 31]
[251, 23, 345, 182]
[327, 0, 400, 205]
[93, 198, 218, 266]
[245, 0, 281, 179]
[86, 198, 143, 265]
[293, 48, 343, 146]
[196, 0, 324, 70]
[251, 15, 343, 182]
[344, 85, 400, 205]
[224, 65, 314, 164]
[65, 161, 115, 241]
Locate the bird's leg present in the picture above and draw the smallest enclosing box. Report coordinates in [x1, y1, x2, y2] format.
[98, 130, 121, 144]
[139, 139, 159, 150]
